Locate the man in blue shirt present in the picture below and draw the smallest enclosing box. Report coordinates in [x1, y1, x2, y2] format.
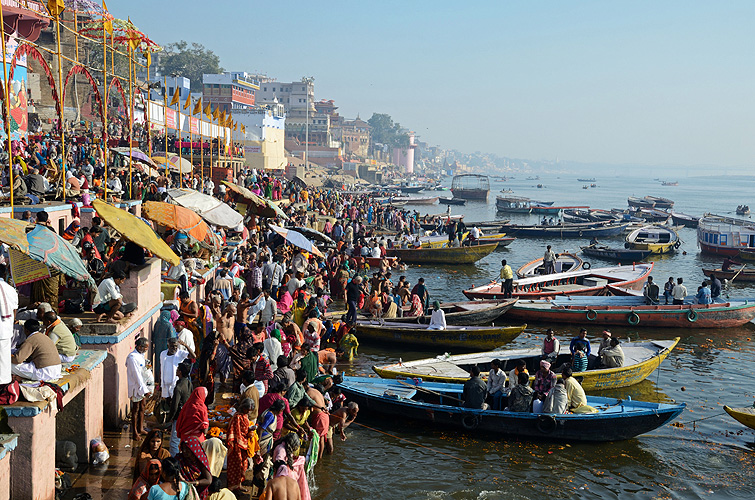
[696, 281, 712, 305]
[569, 328, 591, 356]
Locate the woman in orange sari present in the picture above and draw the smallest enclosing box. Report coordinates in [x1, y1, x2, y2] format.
[226, 398, 253, 493]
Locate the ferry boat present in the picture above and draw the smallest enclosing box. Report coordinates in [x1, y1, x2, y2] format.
[697, 214, 755, 256]
[451, 174, 490, 200]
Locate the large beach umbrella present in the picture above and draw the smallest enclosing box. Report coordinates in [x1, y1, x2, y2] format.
[268, 224, 324, 258]
[151, 154, 193, 174]
[92, 200, 180, 266]
[142, 201, 221, 250]
[110, 147, 157, 167]
[0, 219, 97, 289]
[223, 181, 288, 220]
[291, 226, 335, 246]
[167, 188, 244, 230]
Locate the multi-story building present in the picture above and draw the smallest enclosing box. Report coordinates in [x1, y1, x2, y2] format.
[233, 101, 286, 171]
[202, 71, 260, 113]
[340, 117, 370, 158]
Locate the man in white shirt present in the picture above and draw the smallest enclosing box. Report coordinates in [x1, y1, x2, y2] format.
[94, 270, 133, 323]
[672, 277, 688, 305]
[175, 323, 195, 354]
[260, 289, 277, 325]
[126, 337, 150, 439]
[0, 271, 18, 385]
[287, 272, 305, 297]
[370, 244, 381, 259]
[487, 359, 506, 410]
[263, 329, 283, 371]
[427, 301, 447, 330]
[159, 338, 194, 399]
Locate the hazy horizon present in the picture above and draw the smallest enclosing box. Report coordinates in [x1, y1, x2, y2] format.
[113, 1, 755, 169]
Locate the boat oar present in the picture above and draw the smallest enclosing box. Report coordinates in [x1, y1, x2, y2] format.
[397, 379, 465, 404]
[730, 264, 747, 284]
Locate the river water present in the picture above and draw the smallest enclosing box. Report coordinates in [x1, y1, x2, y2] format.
[312, 174, 755, 499]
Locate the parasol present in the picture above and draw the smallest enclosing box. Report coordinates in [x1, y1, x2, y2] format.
[142, 201, 221, 250]
[111, 147, 157, 167]
[268, 224, 324, 258]
[0, 219, 97, 290]
[151, 154, 193, 174]
[93, 200, 180, 266]
[223, 181, 288, 220]
[291, 226, 335, 246]
[167, 188, 243, 230]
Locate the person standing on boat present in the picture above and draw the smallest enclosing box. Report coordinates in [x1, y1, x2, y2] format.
[487, 359, 506, 411]
[569, 329, 591, 358]
[499, 260, 514, 299]
[463, 365, 488, 410]
[543, 245, 557, 275]
[663, 277, 675, 304]
[411, 278, 430, 311]
[672, 278, 687, 305]
[696, 281, 712, 305]
[427, 301, 447, 330]
[643, 276, 660, 305]
[709, 274, 722, 299]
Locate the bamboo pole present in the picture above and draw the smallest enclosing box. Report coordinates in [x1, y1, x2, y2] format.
[1, 2, 14, 209]
[102, 3, 108, 202]
[175, 76, 182, 188]
[54, 13, 67, 200]
[127, 43, 133, 199]
[163, 76, 168, 176]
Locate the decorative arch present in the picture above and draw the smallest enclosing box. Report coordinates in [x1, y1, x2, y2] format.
[8, 43, 61, 128]
[107, 77, 129, 124]
[62, 65, 106, 133]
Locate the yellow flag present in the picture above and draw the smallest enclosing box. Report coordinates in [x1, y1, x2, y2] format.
[144, 51, 151, 67]
[47, 0, 65, 17]
[127, 18, 142, 51]
[170, 87, 180, 107]
[193, 97, 202, 116]
[103, 1, 113, 35]
[219, 110, 226, 126]
[204, 102, 212, 121]
[212, 107, 219, 121]
[183, 94, 191, 111]
[240, 124, 246, 133]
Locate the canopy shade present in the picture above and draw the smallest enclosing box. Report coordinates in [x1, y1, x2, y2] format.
[92, 200, 181, 266]
[167, 188, 244, 230]
[268, 224, 324, 258]
[111, 147, 157, 167]
[0, 222, 97, 291]
[151, 154, 193, 174]
[291, 226, 335, 246]
[223, 181, 288, 220]
[142, 201, 221, 250]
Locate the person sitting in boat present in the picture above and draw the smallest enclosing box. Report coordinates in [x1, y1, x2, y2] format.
[722, 257, 738, 272]
[463, 365, 488, 410]
[600, 338, 625, 368]
[663, 276, 675, 305]
[561, 367, 597, 413]
[709, 273, 722, 299]
[590, 237, 600, 246]
[643, 276, 660, 305]
[696, 281, 712, 305]
[541, 329, 560, 364]
[427, 301, 447, 330]
[532, 361, 557, 413]
[466, 226, 481, 246]
[541, 378, 568, 414]
[486, 359, 506, 411]
[572, 345, 588, 372]
[569, 329, 591, 359]
[597, 330, 612, 357]
[506, 372, 534, 412]
[542, 217, 548, 226]
[506, 359, 529, 394]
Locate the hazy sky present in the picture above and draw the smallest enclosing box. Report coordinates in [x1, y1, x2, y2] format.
[112, 1, 755, 167]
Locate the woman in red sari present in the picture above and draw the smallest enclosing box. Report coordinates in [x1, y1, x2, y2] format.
[175, 387, 209, 444]
[226, 398, 253, 493]
[176, 436, 212, 500]
[128, 458, 161, 500]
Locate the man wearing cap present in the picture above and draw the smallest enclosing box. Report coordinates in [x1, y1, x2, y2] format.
[532, 360, 557, 413]
[597, 330, 613, 357]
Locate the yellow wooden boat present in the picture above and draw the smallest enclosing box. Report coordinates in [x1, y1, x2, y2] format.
[373, 337, 679, 391]
[355, 321, 526, 351]
[387, 242, 498, 264]
[625, 226, 680, 254]
[724, 405, 755, 430]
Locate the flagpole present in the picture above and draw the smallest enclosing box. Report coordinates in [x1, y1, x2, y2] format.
[146, 55, 152, 156]
[163, 76, 168, 177]
[54, 9, 67, 201]
[1, 2, 14, 209]
[199, 108, 204, 190]
[189, 100, 193, 186]
[101, 2, 108, 202]
[128, 43, 134, 199]
[175, 76, 182, 188]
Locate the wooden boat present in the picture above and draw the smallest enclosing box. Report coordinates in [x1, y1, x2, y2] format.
[702, 267, 755, 282]
[463, 263, 653, 300]
[495, 195, 537, 213]
[354, 321, 526, 350]
[661, 181, 678, 186]
[516, 252, 584, 278]
[625, 226, 679, 254]
[628, 196, 655, 209]
[644, 196, 674, 209]
[736, 205, 751, 216]
[451, 174, 490, 200]
[340, 376, 685, 441]
[738, 249, 755, 261]
[387, 242, 498, 264]
[402, 196, 439, 205]
[438, 197, 466, 206]
[363, 256, 399, 267]
[635, 208, 671, 223]
[723, 405, 755, 430]
[671, 212, 699, 228]
[697, 214, 755, 256]
[505, 296, 755, 328]
[472, 234, 516, 248]
[380, 299, 518, 326]
[499, 222, 629, 238]
[374, 338, 679, 391]
[577, 178, 596, 182]
[581, 245, 652, 262]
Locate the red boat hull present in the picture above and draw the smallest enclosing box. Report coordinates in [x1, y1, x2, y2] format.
[698, 242, 744, 256]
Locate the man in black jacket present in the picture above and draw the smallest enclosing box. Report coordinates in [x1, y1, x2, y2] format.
[345, 276, 363, 324]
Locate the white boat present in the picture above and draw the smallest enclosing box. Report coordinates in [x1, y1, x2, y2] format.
[697, 214, 755, 256]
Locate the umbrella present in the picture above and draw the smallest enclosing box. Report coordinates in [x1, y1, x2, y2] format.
[268, 224, 324, 258]
[291, 226, 335, 246]
[151, 154, 193, 174]
[142, 201, 221, 250]
[111, 147, 157, 167]
[0, 219, 97, 290]
[92, 200, 180, 266]
[223, 181, 288, 220]
[167, 188, 244, 230]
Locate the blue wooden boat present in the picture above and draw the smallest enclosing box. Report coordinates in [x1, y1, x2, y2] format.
[581, 245, 652, 262]
[340, 376, 685, 442]
[499, 222, 628, 238]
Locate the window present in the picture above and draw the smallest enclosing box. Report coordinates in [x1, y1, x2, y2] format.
[721, 234, 727, 246]
[264, 87, 267, 91]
